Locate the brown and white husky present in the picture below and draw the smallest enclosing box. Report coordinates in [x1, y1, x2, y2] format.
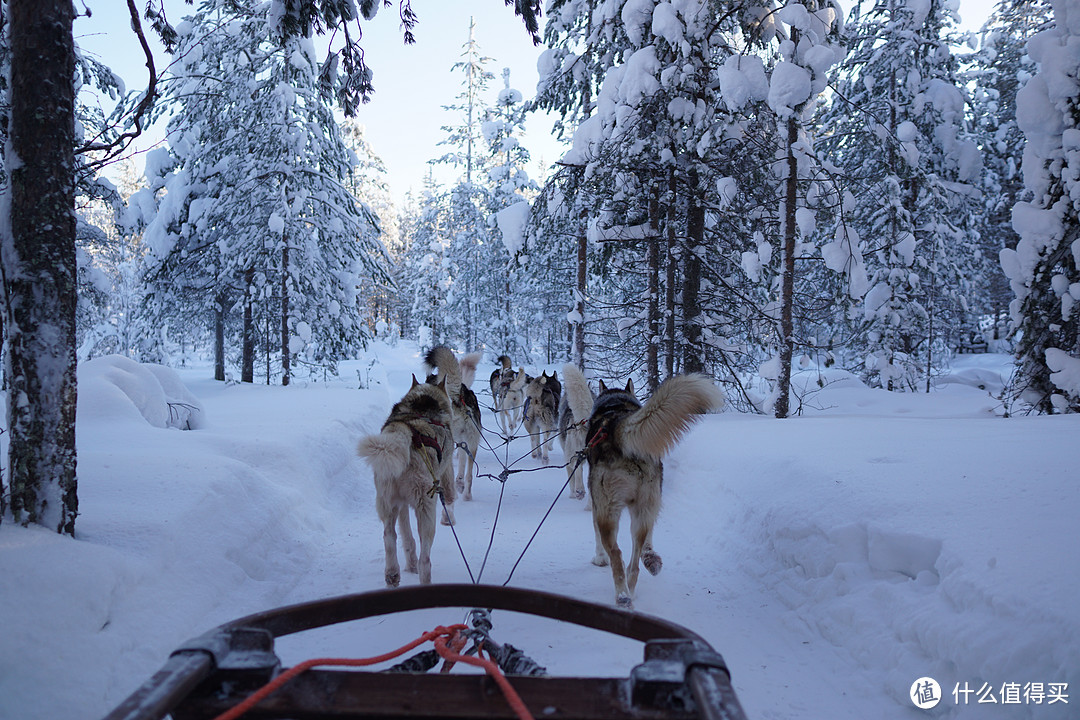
[585, 374, 724, 608]
[357, 376, 456, 587]
[523, 370, 561, 462]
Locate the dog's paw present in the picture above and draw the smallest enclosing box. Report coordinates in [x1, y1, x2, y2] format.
[464, 491, 472, 501]
[615, 593, 633, 609]
[385, 571, 400, 588]
[456, 478, 465, 493]
[642, 550, 663, 576]
[440, 513, 454, 527]
[591, 554, 609, 567]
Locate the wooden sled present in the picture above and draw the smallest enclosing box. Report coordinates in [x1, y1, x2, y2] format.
[103, 583, 749, 720]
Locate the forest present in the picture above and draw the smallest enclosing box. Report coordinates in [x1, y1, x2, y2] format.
[0, 0, 1076, 534]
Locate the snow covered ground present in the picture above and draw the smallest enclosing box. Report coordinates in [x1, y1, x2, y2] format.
[0, 342, 1077, 719]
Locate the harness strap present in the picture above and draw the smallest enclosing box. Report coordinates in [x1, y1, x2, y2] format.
[411, 427, 444, 465]
[586, 426, 608, 449]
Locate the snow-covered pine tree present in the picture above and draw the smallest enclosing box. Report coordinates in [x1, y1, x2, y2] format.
[76, 159, 152, 362]
[822, 0, 981, 392]
[965, 0, 1053, 337]
[425, 20, 497, 353]
[400, 179, 451, 350]
[140, 0, 387, 384]
[532, 0, 624, 370]
[1001, 0, 1080, 413]
[485, 68, 539, 359]
[341, 118, 400, 336]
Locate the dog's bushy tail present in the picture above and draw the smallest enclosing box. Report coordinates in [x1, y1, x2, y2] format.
[358, 426, 411, 479]
[459, 352, 482, 387]
[423, 345, 463, 396]
[619, 374, 724, 461]
[561, 363, 594, 424]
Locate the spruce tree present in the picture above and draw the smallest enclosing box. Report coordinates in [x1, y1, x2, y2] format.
[1002, 0, 1080, 412]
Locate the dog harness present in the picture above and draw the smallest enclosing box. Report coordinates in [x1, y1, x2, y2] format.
[410, 427, 443, 464]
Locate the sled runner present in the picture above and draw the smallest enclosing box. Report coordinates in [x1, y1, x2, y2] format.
[102, 584, 748, 720]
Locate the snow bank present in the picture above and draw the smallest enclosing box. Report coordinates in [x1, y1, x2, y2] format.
[79, 354, 206, 430]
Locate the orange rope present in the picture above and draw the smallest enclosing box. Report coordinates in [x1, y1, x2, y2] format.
[211, 624, 467, 720]
[433, 634, 535, 720]
[210, 623, 534, 720]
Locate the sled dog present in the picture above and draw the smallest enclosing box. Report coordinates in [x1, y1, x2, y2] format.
[498, 368, 528, 435]
[558, 364, 594, 500]
[357, 376, 456, 587]
[585, 374, 724, 608]
[523, 370, 562, 462]
[424, 346, 482, 506]
[489, 355, 514, 412]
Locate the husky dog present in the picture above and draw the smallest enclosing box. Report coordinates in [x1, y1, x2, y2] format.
[424, 346, 483, 507]
[496, 366, 529, 435]
[586, 374, 724, 608]
[558, 364, 594, 500]
[357, 376, 456, 587]
[489, 355, 514, 412]
[523, 370, 562, 462]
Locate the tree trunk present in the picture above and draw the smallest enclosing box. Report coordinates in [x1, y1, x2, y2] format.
[646, 187, 661, 392]
[664, 168, 677, 379]
[2, 0, 79, 534]
[573, 222, 587, 369]
[214, 291, 226, 382]
[281, 242, 291, 386]
[242, 268, 255, 383]
[774, 115, 800, 419]
[682, 179, 705, 374]
[265, 311, 272, 385]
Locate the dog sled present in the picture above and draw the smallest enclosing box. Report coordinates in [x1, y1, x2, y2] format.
[103, 584, 748, 720]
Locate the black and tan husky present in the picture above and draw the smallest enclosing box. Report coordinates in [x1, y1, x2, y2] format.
[585, 374, 724, 608]
[357, 376, 456, 587]
[423, 346, 482, 505]
[523, 370, 561, 462]
[490, 355, 528, 435]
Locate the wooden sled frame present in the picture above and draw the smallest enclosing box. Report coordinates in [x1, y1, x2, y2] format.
[103, 583, 748, 720]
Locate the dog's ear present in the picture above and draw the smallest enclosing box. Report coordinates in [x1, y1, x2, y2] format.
[551, 370, 558, 380]
[411, 374, 419, 388]
[625, 378, 635, 394]
[598, 379, 608, 393]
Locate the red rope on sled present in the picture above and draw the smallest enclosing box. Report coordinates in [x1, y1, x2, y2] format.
[210, 623, 534, 720]
[432, 632, 535, 720]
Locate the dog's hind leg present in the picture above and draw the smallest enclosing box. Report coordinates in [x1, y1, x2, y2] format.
[594, 508, 631, 607]
[440, 500, 456, 526]
[627, 507, 661, 597]
[567, 459, 585, 500]
[590, 518, 609, 566]
[439, 468, 457, 526]
[398, 508, 418, 574]
[415, 499, 437, 584]
[462, 439, 476, 501]
[381, 506, 402, 587]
